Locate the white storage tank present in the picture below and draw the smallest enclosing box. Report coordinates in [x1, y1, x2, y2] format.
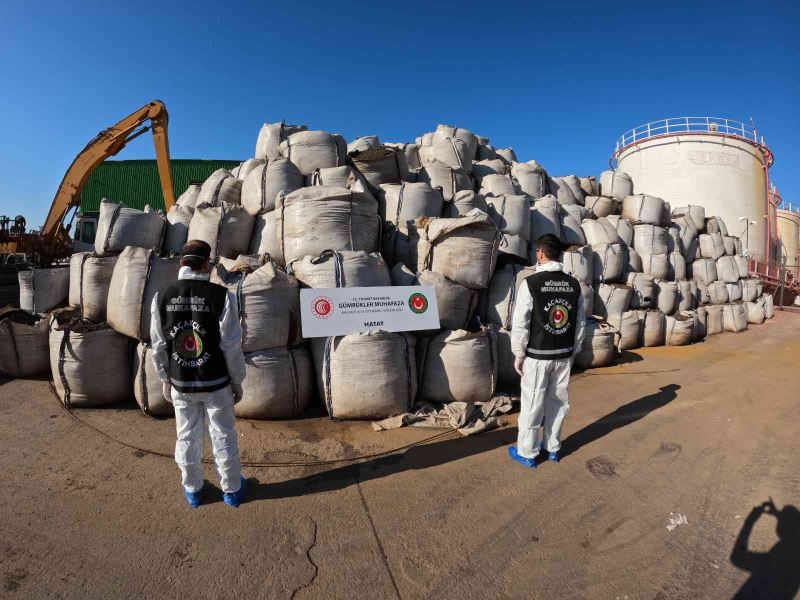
[776, 208, 800, 277]
[613, 117, 773, 260]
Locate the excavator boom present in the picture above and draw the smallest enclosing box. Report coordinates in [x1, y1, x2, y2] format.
[40, 100, 175, 248]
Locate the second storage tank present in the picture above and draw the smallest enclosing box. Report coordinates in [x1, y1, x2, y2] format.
[776, 208, 800, 277]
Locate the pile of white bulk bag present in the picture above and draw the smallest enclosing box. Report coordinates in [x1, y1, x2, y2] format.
[289, 251, 390, 289]
[278, 130, 347, 176]
[598, 170, 633, 200]
[49, 310, 132, 407]
[312, 332, 417, 419]
[106, 247, 181, 341]
[418, 328, 497, 403]
[211, 258, 301, 352]
[622, 194, 665, 225]
[18, 267, 70, 313]
[238, 346, 314, 419]
[241, 158, 305, 215]
[415, 211, 501, 289]
[0, 310, 50, 378]
[68, 253, 118, 322]
[188, 202, 255, 259]
[276, 187, 380, 264]
[132, 342, 173, 417]
[94, 199, 166, 256]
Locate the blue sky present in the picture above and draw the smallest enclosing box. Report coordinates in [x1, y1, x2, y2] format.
[1, 0, 798, 228]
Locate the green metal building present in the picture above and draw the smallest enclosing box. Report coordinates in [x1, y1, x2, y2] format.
[80, 159, 241, 214]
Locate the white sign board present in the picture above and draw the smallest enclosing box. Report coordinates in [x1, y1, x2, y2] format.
[300, 286, 440, 337]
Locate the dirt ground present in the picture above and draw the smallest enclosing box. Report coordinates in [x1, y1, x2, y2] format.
[1, 312, 798, 599]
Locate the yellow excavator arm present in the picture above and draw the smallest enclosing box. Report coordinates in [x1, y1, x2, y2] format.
[41, 100, 176, 241]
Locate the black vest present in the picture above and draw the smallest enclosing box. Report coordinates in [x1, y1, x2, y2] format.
[158, 278, 231, 393]
[524, 270, 581, 360]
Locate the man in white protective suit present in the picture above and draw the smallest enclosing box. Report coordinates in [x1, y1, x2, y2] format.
[508, 233, 585, 468]
[150, 240, 247, 507]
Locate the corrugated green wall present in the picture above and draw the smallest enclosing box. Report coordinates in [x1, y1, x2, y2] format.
[80, 159, 241, 214]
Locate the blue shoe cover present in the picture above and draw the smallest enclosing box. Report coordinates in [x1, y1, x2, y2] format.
[507, 446, 536, 469]
[548, 451, 560, 463]
[184, 489, 202, 508]
[223, 476, 247, 508]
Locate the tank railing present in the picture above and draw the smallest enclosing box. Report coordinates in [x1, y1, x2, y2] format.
[614, 117, 762, 153]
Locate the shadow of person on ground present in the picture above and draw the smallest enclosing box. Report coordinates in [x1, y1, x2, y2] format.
[730, 499, 800, 600]
[559, 383, 680, 459]
[244, 426, 518, 502]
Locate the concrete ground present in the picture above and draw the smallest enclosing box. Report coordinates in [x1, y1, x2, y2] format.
[1, 312, 799, 599]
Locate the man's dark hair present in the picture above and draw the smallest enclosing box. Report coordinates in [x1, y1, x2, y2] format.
[180, 240, 212, 271]
[536, 234, 562, 261]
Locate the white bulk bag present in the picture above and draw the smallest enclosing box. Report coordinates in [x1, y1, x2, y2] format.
[591, 243, 624, 283]
[722, 303, 748, 332]
[581, 218, 620, 246]
[415, 211, 501, 289]
[389, 263, 417, 286]
[606, 215, 634, 246]
[289, 251, 390, 289]
[498, 233, 530, 261]
[276, 187, 380, 264]
[418, 328, 497, 403]
[672, 205, 706, 228]
[530, 196, 561, 241]
[255, 122, 307, 160]
[656, 280, 679, 315]
[574, 320, 615, 369]
[164, 205, 194, 255]
[491, 326, 521, 390]
[626, 272, 656, 309]
[238, 346, 314, 419]
[385, 142, 422, 172]
[18, 267, 70, 313]
[637, 310, 665, 347]
[639, 253, 669, 280]
[585, 196, 619, 218]
[496, 148, 517, 165]
[683, 309, 705, 342]
[623, 247, 643, 274]
[481, 264, 536, 330]
[734, 255, 749, 279]
[622, 194, 664, 225]
[677, 280, 697, 311]
[249, 211, 283, 264]
[487, 194, 531, 240]
[704, 280, 729, 305]
[580, 177, 599, 197]
[607, 310, 642, 352]
[196, 169, 242, 207]
[132, 342, 172, 417]
[49, 311, 133, 407]
[417, 159, 472, 201]
[664, 313, 694, 346]
[312, 332, 417, 419]
[188, 202, 255, 260]
[666, 225, 683, 255]
[472, 159, 507, 186]
[762, 294, 774, 318]
[175, 184, 202, 210]
[511, 161, 548, 199]
[308, 165, 366, 190]
[278, 130, 347, 176]
[548, 176, 578, 205]
[559, 206, 586, 246]
[726, 281, 743, 302]
[705, 305, 724, 335]
[746, 300, 766, 325]
[722, 236, 737, 256]
[559, 175, 586, 205]
[446, 190, 488, 218]
[706, 216, 729, 237]
[241, 158, 305, 215]
[699, 233, 726, 260]
[94, 200, 166, 256]
[106, 247, 181, 341]
[480, 174, 516, 196]
[580, 282, 594, 317]
[419, 271, 477, 330]
[379, 182, 443, 229]
[633, 224, 669, 255]
[668, 253, 686, 282]
[68, 253, 118, 322]
[691, 258, 718, 285]
[434, 124, 479, 164]
[350, 146, 408, 193]
[598, 170, 633, 200]
[560, 245, 593, 284]
[595, 283, 633, 318]
[211, 259, 301, 352]
[233, 158, 265, 181]
[0, 310, 50, 378]
[716, 256, 740, 284]
[741, 278, 760, 302]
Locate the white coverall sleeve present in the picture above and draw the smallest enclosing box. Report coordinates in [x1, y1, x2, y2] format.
[149, 292, 171, 383]
[219, 291, 246, 385]
[510, 283, 534, 359]
[572, 292, 586, 358]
